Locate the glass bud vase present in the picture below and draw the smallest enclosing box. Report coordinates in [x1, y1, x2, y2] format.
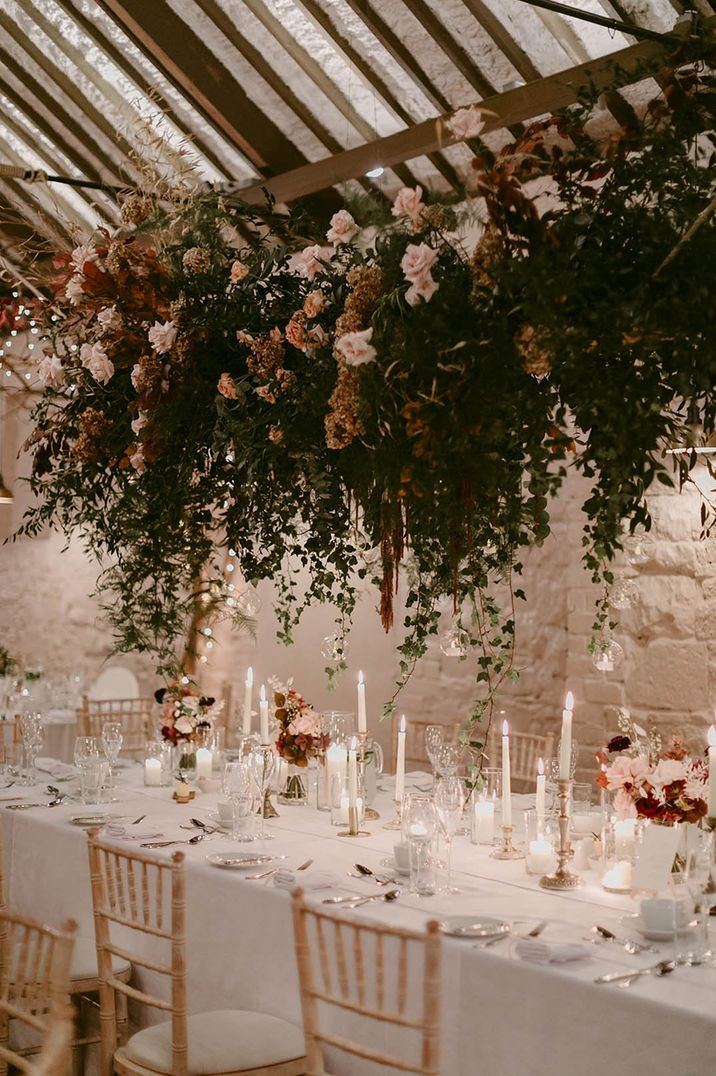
[279, 763, 308, 806]
[174, 741, 197, 782]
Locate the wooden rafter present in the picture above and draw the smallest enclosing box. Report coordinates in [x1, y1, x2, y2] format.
[460, 0, 542, 81]
[237, 31, 703, 205]
[53, 0, 235, 184]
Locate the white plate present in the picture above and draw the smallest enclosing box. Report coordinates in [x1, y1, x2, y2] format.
[621, 914, 694, 942]
[206, 853, 276, 870]
[380, 857, 409, 877]
[440, 916, 509, 939]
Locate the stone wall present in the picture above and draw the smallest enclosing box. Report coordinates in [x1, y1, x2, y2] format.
[2, 397, 715, 780]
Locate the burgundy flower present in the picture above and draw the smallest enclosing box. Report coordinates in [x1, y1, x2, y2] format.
[607, 735, 631, 753]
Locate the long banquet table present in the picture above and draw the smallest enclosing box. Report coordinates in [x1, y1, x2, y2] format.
[4, 765, 716, 1076]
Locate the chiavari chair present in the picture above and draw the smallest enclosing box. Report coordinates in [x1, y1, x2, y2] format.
[292, 889, 442, 1075]
[0, 909, 77, 1076]
[87, 833, 307, 1076]
[391, 714, 461, 772]
[76, 697, 155, 758]
[486, 726, 554, 791]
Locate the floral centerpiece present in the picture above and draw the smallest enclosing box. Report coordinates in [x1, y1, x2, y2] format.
[156, 684, 223, 776]
[271, 678, 328, 803]
[597, 711, 708, 825]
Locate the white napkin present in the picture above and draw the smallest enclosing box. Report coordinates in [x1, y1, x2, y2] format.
[273, 869, 339, 892]
[34, 757, 77, 779]
[515, 939, 591, 965]
[105, 824, 164, 841]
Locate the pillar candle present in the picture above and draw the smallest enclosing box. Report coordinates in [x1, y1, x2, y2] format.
[527, 838, 556, 875]
[259, 684, 269, 745]
[708, 726, 716, 818]
[195, 747, 212, 779]
[501, 720, 511, 828]
[559, 691, 574, 780]
[472, 799, 495, 845]
[242, 666, 253, 735]
[614, 818, 636, 858]
[395, 714, 407, 802]
[536, 757, 546, 832]
[357, 670, 367, 735]
[348, 736, 358, 808]
[144, 758, 161, 786]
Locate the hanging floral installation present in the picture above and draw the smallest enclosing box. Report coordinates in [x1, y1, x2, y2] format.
[17, 43, 716, 747]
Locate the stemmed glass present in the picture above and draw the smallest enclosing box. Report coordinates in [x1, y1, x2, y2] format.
[403, 794, 439, 896]
[249, 746, 276, 842]
[434, 743, 462, 781]
[434, 776, 465, 893]
[222, 761, 256, 843]
[101, 722, 123, 790]
[19, 712, 44, 785]
[424, 726, 443, 776]
[74, 736, 100, 771]
[682, 831, 715, 965]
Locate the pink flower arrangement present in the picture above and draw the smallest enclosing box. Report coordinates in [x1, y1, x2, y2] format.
[326, 210, 358, 246]
[287, 244, 332, 281]
[271, 678, 328, 767]
[156, 683, 223, 745]
[401, 242, 439, 306]
[391, 185, 426, 227]
[335, 327, 376, 366]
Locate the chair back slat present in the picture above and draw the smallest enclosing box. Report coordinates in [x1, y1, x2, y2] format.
[393, 715, 461, 771]
[76, 696, 155, 757]
[486, 727, 554, 790]
[292, 891, 441, 1076]
[0, 911, 76, 1076]
[87, 832, 188, 1076]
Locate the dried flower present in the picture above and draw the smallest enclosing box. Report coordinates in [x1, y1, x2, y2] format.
[268, 425, 284, 444]
[303, 290, 326, 318]
[421, 204, 457, 232]
[514, 324, 552, 380]
[217, 372, 238, 399]
[325, 367, 363, 449]
[470, 224, 503, 291]
[72, 407, 109, 464]
[334, 265, 382, 348]
[247, 333, 285, 380]
[130, 354, 163, 396]
[285, 311, 306, 350]
[182, 246, 211, 274]
[65, 275, 85, 305]
[97, 305, 122, 332]
[120, 193, 152, 225]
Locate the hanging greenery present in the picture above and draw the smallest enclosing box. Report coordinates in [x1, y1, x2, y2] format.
[17, 44, 716, 751]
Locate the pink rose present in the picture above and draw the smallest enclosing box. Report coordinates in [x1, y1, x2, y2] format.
[651, 758, 687, 788]
[230, 260, 248, 283]
[65, 275, 85, 305]
[335, 327, 376, 367]
[285, 315, 305, 350]
[391, 185, 425, 226]
[303, 290, 326, 318]
[80, 342, 114, 384]
[287, 711, 320, 737]
[401, 243, 439, 306]
[605, 754, 649, 792]
[446, 106, 485, 142]
[326, 210, 358, 246]
[97, 305, 121, 332]
[37, 352, 64, 388]
[613, 788, 637, 820]
[128, 444, 145, 474]
[405, 274, 439, 306]
[287, 244, 332, 281]
[217, 373, 238, 399]
[147, 319, 177, 354]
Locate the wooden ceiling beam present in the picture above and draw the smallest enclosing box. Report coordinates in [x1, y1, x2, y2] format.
[237, 32, 703, 205]
[53, 0, 234, 184]
[98, 0, 307, 177]
[297, 0, 460, 189]
[460, 0, 542, 81]
[401, 0, 499, 99]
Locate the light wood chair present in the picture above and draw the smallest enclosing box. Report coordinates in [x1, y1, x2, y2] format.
[486, 726, 554, 792]
[391, 714, 461, 771]
[87, 832, 307, 1076]
[0, 909, 77, 1076]
[292, 889, 442, 1075]
[76, 697, 155, 758]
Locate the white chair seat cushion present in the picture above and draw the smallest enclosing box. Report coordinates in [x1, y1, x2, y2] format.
[123, 1010, 305, 1074]
[70, 938, 131, 982]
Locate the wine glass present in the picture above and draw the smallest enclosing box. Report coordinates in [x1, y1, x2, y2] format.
[249, 746, 276, 842]
[424, 726, 443, 776]
[222, 761, 255, 842]
[403, 795, 438, 896]
[101, 722, 123, 790]
[19, 712, 44, 784]
[74, 736, 100, 772]
[434, 776, 465, 893]
[434, 742, 462, 780]
[682, 831, 714, 965]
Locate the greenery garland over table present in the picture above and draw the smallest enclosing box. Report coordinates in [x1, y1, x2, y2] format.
[18, 42, 716, 752]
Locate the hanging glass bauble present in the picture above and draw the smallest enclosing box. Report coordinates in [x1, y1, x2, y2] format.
[320, 633, 348, 662]
[622, 532, 651, 566]
[235, 584, 261, 617]
[440, 626, 469, 658]
[592, 636, 624, 672]
[609, 576, 639, 610]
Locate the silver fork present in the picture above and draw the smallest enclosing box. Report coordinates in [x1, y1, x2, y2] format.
[246, 858, 313, 881]
[594, 959, 675, 986]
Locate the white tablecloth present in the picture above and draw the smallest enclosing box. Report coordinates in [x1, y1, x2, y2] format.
[3, 768, 716, 1076]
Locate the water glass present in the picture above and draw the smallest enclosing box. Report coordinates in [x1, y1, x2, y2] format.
[424, 725, 444, 774]
[19, 712, 44, 784]
[249, 745, 276, 841]
[434, 776, 465, 893]
[404, 795, 438, 896]
[223, 761, 256, 842]
[679, 831, 714, 965]
[477, 767, 502, 803]
[102, 722, 123, 788]
[81, 758, 109, 805]
[74, 735, 100, 771]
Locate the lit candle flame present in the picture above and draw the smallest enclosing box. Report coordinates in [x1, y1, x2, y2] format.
[565, 690, 574, 711]
[260, 684, 266, 702]
[708, 725, 716, 749]
[502, 719, 509, 736]
[537, 757, 544, 776]
[246, 666, 253, 686]
[399, 714, 407, 733]
[358, 669, 364, 685]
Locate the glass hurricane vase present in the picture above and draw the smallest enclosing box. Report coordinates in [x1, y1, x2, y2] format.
[278, 762, 308, 806]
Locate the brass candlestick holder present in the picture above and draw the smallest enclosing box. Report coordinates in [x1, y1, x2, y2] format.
[338, 804, 371, 838]
[262, 788, 279, 819]
[357, 732, 380, 821]
[490, 823, 525, 860]
[382, 798, 403, 831]
[540, 778, 583, 889]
